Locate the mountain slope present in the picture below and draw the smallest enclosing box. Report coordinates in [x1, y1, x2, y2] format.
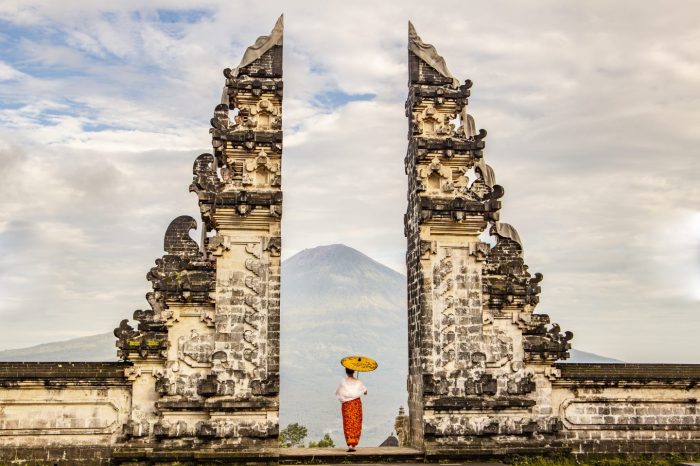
[0, 332, 117, 362]
[563, 349, 623, 363]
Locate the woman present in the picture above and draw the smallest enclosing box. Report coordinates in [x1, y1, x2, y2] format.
[335, 367, 368, 452]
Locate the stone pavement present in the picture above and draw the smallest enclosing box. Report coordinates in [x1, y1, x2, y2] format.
[280, 447, 505, 464]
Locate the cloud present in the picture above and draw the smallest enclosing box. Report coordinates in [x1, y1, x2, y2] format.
[0, 60, 27, 80]
[0, 0, 698, 363]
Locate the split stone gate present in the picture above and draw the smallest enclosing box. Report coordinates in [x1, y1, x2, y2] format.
[0, 16, 699, 465]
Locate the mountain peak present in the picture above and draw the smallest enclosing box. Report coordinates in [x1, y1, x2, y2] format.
[284, 244, 402, 280]
[293, 243, 357, 257]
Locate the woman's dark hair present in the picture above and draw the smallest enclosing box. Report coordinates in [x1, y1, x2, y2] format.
[345, 368, 354, 376]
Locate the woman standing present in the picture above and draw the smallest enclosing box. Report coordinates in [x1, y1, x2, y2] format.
[335, 367, 368, 452]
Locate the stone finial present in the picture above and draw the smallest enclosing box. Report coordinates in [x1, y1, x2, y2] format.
[190, 153, 220, 197]
[492, 222, 522, 247]
[163, 216, 199, 258]
[114, 319, 138, 340]
[475, 160, 496, 189]
[408, 20, 459, 88]
[229, 15, 283, 78]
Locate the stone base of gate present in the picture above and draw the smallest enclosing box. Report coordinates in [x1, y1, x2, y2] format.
[424, 444, 569, 462]
[111, 446, 279, 465]
[0, 446, 115, 466]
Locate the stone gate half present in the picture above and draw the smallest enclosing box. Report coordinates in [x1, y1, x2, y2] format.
[403, 22, 700, 458]
[405, 22, 571, 455]
[113, 15, 284, 454]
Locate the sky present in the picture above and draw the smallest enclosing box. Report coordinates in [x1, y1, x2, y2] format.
[0, 0, 698, 362]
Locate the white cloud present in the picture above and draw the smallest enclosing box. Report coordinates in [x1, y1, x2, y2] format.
[0, 60, 27, 80]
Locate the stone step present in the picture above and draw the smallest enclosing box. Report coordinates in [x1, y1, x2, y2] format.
[280, 447, 426, 464]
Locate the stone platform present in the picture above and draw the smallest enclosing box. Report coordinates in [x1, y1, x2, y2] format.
[281, 447, 425, 463]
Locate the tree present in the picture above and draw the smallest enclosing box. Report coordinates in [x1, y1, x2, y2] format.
[308, 433, 335, 448]
[279, 423, 308, 448]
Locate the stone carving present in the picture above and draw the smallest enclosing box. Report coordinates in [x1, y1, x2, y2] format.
[132, 292, 169, 332]
[178, 329, 214, 367]
[413, 105, 457, 137]
[236, 98, 281, 131]
[190, 153, 222, 230]
[229, 15, 283, 78]
[264, 236, 282, 256]
[408, 20, 459, 88]
[418, 156, 454, 193]
[243, 149, 280, 187]
[522, 323, 573, 362]
[561, 399, 700, 430]
[459, 104, 477, 139]
[146, 216, 216, 304]
[482, 223, 543, 310]
[114, 317, 168, 360]
[0, 401, 121, 435]
[210, 103, 230, 132]
[395, 407, 410, 447]
[163, 215, 200, 257]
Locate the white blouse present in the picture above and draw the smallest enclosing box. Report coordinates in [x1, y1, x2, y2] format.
[335, 376, 367, 403]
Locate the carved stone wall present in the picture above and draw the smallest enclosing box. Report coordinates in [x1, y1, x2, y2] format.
[0, 363, 131, 465]
[553, 364, 700, 454]
[405, 22, 572, 455]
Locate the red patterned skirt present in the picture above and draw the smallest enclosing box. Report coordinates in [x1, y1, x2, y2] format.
[341, 397, 363, 447]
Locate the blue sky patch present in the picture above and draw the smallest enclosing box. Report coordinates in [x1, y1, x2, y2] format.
[313, 90, 376, 109]
[82, 122, 121, 132]
[156, 9, 213, 24]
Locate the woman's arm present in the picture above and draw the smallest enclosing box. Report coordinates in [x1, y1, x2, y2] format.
[360, 380, 368, 395]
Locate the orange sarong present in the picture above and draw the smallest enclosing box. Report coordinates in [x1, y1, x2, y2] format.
[341, 397, 363, 447]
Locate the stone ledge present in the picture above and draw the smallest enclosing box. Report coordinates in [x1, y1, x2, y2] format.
[415, 136, 484, 152]
[425, 396, 536, 411]
[220, 129, 283, 144]
[555, 363, 700, 385]
[0, 361, 131, 380]
[155, 400, 205, 410]
[566, 439, 700, 455]
[205, 399, 278, 411]
[155, 398, 278, 412]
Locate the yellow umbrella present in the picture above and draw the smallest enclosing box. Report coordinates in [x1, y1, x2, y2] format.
[341, 355, 378, 372]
